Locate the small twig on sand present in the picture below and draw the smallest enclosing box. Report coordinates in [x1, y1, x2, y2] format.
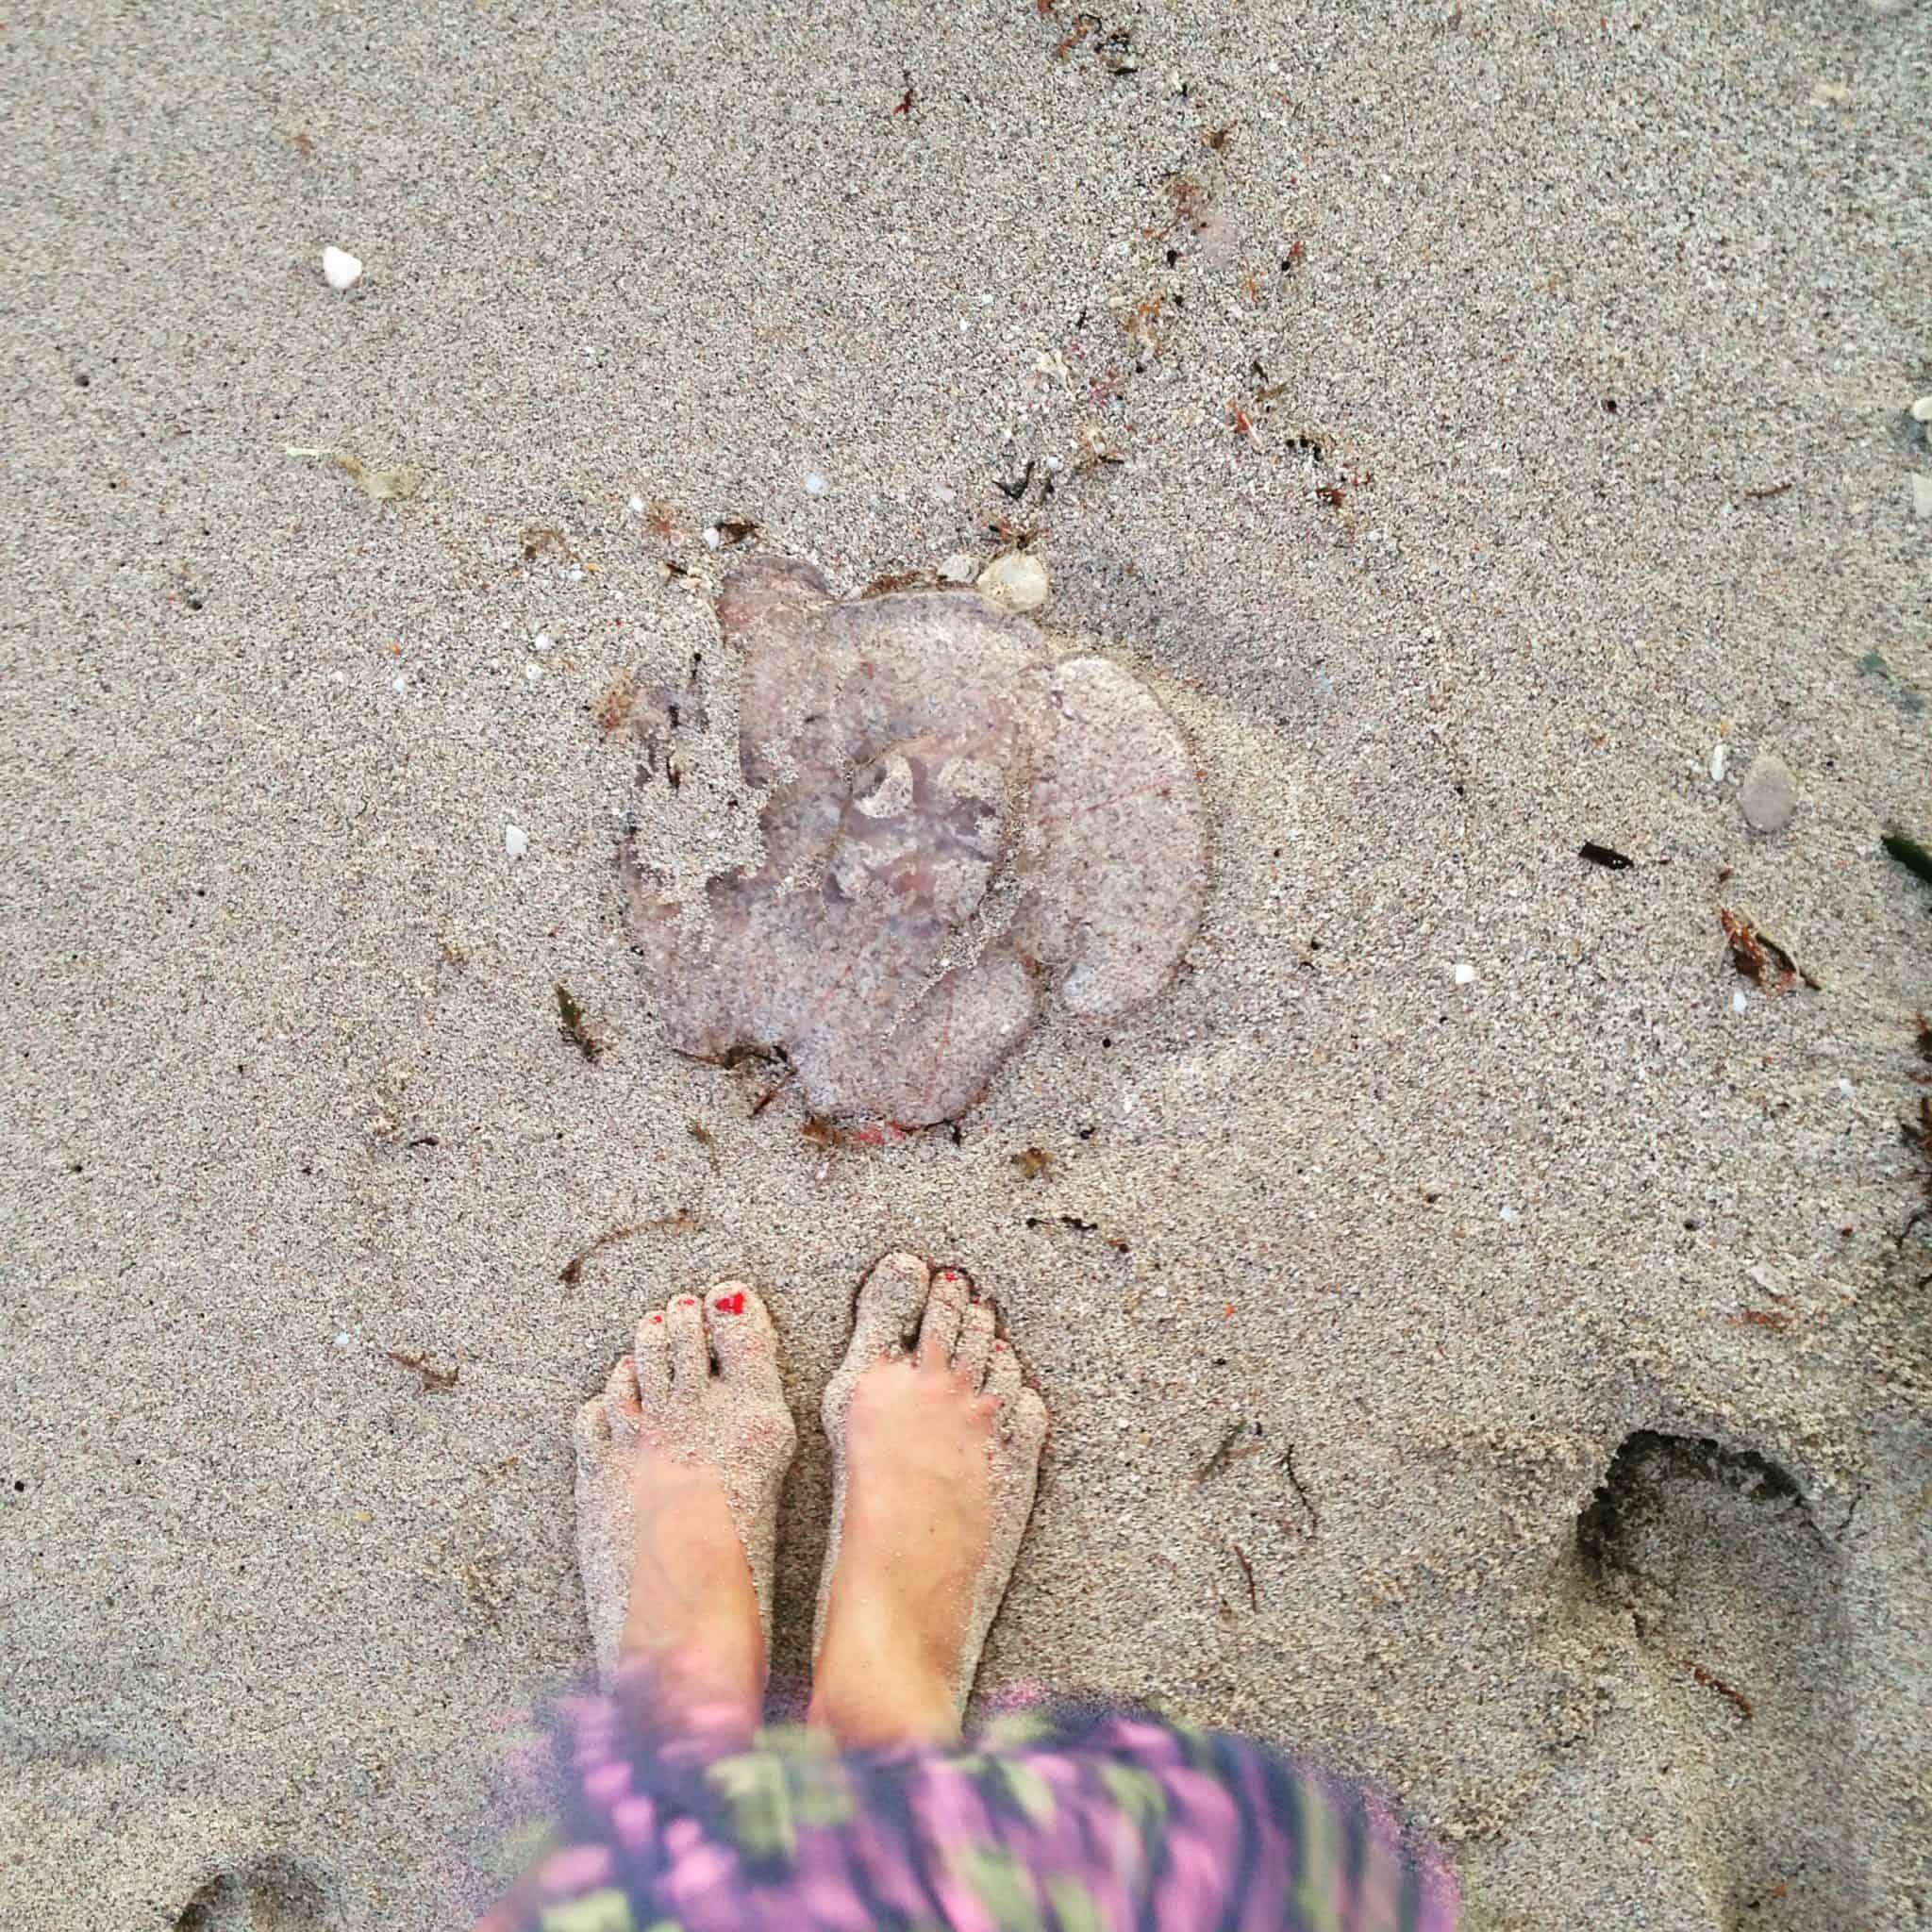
[1232, 1542, 1258, 1611]
[385, 1348, 458, 1392]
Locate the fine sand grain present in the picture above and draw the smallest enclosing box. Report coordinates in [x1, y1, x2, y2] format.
[4, 2, 1929, 1927]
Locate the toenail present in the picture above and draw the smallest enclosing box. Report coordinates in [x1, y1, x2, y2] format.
[713, 1291, 746, 1315]
[679, 1296, 697, 1307]
[649, 1313, 664, 1324]
[994, 1340, 1007, 1351]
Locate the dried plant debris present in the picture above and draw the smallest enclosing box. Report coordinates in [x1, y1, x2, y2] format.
[1727, 1307, 1794, 1332]
[596, 668, 639, 735]
[1011, 1145, 1055, 1180]
[556, 984, 606, 1061]
[385, 1348, 458, 1391]
[1280, 1443, 1319, 1537]
[1686, 1659, 1754, 1723]
[622, 557, 1208, 1124]
[1902, 1096, 1932, 1202]
[1231, 1541, 1258, 1611]
[1195, 1419, 1267, 1484]
[1720, 910, 1819, 992]
[1882, 830, 1932, 891]
[287, 446, 420, 501]
[558, 1210, 697, 1286]
[688, 1120, 722, 1171]
[1579, 841, 1634, 871]
[522, 525, 580, 562]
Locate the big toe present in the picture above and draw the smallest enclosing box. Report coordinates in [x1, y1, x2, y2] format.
[849, 1251, 930, 1358]
[706, 1281, 784, 1397]
[918, 1266, 972, 1367]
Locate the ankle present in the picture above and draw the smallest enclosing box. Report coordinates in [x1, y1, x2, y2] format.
[809, 1620, 961, 1749]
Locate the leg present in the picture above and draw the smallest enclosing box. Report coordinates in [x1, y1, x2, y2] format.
[573, 1282, 796, 1731]
[809, 1254, 1047, 1748]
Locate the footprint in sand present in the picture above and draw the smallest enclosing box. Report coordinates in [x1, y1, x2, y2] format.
[171, 1856, 333, 1930]
[1560, 1430, 1858, 1927]
[621, 557, 1208, 1124]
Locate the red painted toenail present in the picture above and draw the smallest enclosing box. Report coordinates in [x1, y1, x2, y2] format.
[713, 1291, 746, 1315]
[649, 1313, 663, 1324]
[994, 1340, 1007, 1351]
[679, 1296, 697, 1307]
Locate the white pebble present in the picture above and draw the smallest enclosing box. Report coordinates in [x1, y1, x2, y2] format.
[1453, 962, 1477, 986]
[1912, 475, 1932, 522]
[939, 551, 980, 584]
[533, 632, 553, 653]
[934, 485, 957, 504]
[1500, 1205, 1519, 1224]
[627, 493, 645, 514]
[1710, 743, 1728, 782]
[391, 674, 407, 694]
[1838, 1077, 1855, 1096]
[1732, 989, 1749, 1014]
[1912, 396, 1932, 424]
[333, 1331, 357, 1349]
[976, 550, 1050, 613]
[804, 472, 829, 496]
[322, 245, 363, 291]
[702, 526, 722, 550]
[504, 825, 529, 859]
[525, 661, 542, 682]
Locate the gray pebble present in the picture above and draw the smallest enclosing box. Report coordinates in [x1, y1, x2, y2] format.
[1740, 753, 1796, 834]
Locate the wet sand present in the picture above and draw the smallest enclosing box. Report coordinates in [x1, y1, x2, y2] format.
[4, 1, 1929, 1925]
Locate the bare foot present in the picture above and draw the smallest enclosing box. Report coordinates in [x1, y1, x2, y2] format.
[809, 1253, 1048, 1748]
[573, 1282, 796, 1726]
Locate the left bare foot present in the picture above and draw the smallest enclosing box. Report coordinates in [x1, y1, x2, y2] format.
[573, 1281, 796, 1725]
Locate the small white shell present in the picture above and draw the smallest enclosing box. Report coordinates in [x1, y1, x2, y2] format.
[975, 551, 1049, 613]
[504, 825, 529, 858]
[322, 245, 363, 291]
[1453, 961, 1477, 987]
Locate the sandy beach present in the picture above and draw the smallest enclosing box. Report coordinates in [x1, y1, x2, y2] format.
[4, 0, 1929, 1924]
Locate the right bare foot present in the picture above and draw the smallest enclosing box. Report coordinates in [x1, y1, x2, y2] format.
[809, 1253, 1048, 1748]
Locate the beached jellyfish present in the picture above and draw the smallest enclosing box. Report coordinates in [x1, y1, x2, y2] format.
[622, 557, 1206, 1124]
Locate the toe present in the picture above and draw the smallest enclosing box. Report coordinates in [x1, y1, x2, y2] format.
[851, 1251, 929, 1357]
[985, 1338, 1024, 1415]
[573, 1392, 611, 1464]
[707, 1281, 783, 1395]
[1010, 1386, 1050, 1454]
[919, 1266, 971, 1367]
[666, 1292, 711, 1386]
[954, 1294, 996, 1387]
[633, 1307, 674, 1407]
[603, 1353, 644, 1433]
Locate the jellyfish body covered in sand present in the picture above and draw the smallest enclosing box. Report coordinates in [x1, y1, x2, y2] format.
[622, 557, 1207, 1125]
